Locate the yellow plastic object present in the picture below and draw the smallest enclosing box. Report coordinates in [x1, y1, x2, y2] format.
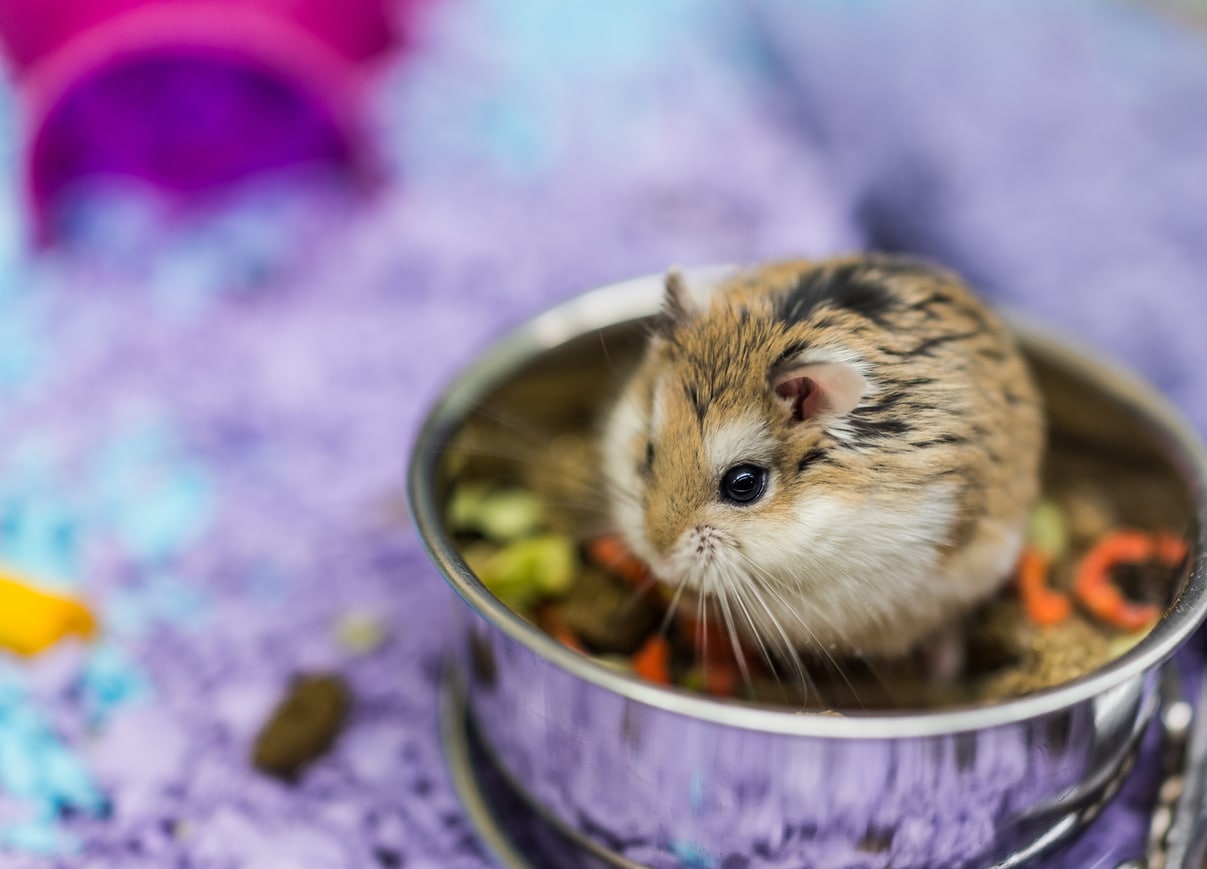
[0, 569, 97, 656]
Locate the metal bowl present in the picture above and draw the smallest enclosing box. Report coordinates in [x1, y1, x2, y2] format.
[409, 268, 1207, 869]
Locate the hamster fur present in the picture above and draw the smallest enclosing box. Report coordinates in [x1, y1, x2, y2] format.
[600, 254, 1044, 660]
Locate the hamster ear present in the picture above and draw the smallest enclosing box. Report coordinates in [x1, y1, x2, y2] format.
[656, 267, 696, 337]
[773, 362, 867, 423]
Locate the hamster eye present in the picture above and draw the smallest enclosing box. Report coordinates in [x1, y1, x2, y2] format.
[719, 464, 768, 505]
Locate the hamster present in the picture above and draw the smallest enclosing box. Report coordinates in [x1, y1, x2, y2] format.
[600, 254, 1044, 662]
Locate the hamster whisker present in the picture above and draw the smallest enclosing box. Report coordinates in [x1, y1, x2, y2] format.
[560, 520, 625, 548]
[465, 403, 562, 442]
[745, 569, 903, 708]
[721, 554, 808, 686]
[658, 574, 693, 638]
[447, 443, 552, 466]
[733, 552, 855, 708]
[597, 479, 643, 510]
[728, 575, 817, 704]
[595, 328, 631, 386]
[723, 581, 777, 673]
[620, 579, 662, 615]
[587, 550, 661, 612]
[713, 584, 755, 694]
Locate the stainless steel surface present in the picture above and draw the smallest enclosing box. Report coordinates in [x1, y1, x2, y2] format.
[440, 664, 640, 869]
[1162, 666, 1207, 869]
[410, 269, 1207, 869]
[1113, 664, 1194, 869]
[1148, 665, 1193, 869]
[440, 665, 537, 869]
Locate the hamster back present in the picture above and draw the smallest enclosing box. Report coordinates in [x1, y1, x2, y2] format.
[600, 255, 1044, 659]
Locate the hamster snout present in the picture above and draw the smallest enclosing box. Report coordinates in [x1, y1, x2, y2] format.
[600, 255, 1044, 660]
[689, 526, 726, 556]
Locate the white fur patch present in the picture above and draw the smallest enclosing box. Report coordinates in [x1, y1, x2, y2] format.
[941, 515, 1026, 608]
[779, 343, 870, 378]
[670, 265, 739, 316]
[704, 414, 775, 475]
[661, 483, 972, 657]
[600, 390, 656, 563]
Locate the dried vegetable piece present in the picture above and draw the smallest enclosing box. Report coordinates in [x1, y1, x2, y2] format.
[461, 534, 577, 609]
[331, 611, 389, 655]
[1027, 499, 1069, 560]
[448, 483, 544, 542]
[631, 635, 671, 685]
[553, 566, 662, 655]
[1016, 548, 1073, 626]
[1074, 530, 1186, 631]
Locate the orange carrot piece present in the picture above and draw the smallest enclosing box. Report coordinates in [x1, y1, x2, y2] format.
[587, 535, 652, 589]
[1016, 547, 1073, 625]
[631, 634, 671, 684]
[1081, 530, 1158, 569]
[1155, 533, 1190, 565]
[1073, 529, 1184, 631]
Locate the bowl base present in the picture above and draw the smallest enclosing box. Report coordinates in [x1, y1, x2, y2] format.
[438, 665, 1156, 869]
[439, 667, 634, 869]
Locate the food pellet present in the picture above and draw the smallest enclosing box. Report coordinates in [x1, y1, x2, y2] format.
[332, 611, 389, 655]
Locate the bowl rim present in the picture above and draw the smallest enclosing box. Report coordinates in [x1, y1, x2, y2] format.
[408, 266, 1207, 739]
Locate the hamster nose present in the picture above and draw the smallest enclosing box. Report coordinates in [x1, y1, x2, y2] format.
[690, 526, 722, 556]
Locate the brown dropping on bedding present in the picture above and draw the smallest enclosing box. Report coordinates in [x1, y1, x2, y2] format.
[252, 673, 351, 780]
